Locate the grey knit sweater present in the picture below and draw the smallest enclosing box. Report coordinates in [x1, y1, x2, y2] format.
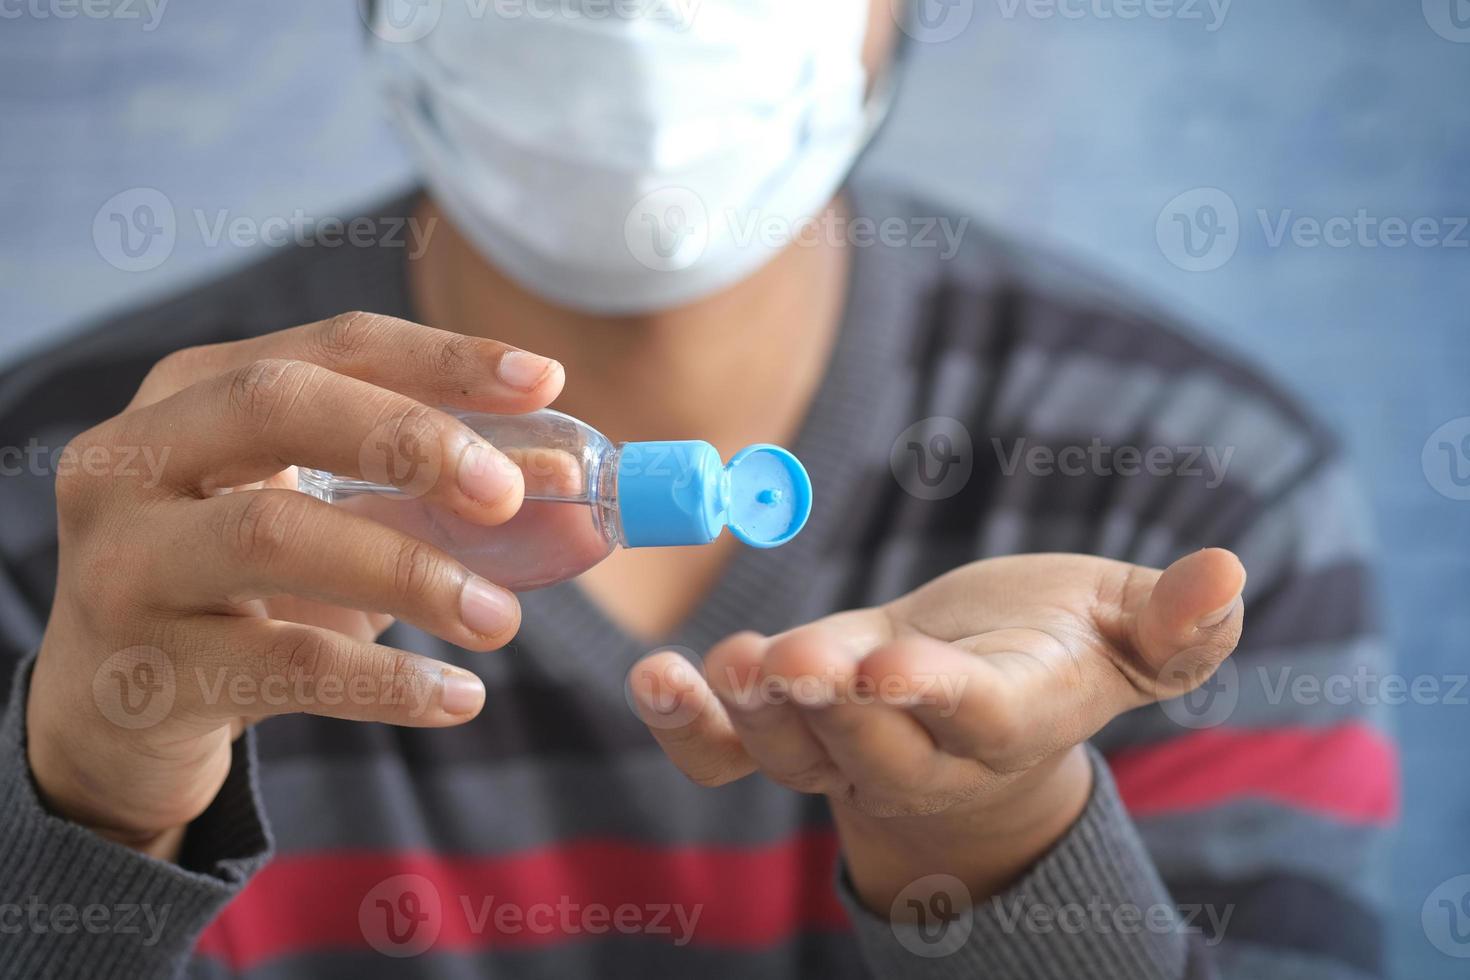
[0, 182, 1393, 978]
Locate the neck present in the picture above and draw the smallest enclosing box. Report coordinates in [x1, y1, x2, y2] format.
[406, 195, 851, 458]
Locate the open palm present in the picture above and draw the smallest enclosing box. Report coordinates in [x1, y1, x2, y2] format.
[629, 548, 1246, 817]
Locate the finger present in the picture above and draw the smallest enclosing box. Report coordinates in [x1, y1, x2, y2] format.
[862, 635, 1073, 774]
[749, 628, 966, 811]
[886, 552, 1246, 765]
[1130, 548, 1247, 688]
[182, 616, 486, 726]
[130, 311, 564, 412]
[704, 631, 843, 795]
[127, 358, 526, 523]
[628, 650, 756, 788]
[154, 490, 519, 650]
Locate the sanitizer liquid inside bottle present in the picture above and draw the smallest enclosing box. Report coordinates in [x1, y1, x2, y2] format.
[297, 409, 812, 591]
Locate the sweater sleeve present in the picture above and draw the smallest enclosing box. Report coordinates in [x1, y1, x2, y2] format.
[834, 455, 1394, 980]
[0, 652, 274, 980]
[837, 746, 1217, 979]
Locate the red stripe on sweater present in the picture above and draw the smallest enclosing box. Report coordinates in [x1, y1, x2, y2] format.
[197, 830, 847, 971]
[197, 725, 1396, 969]
[1107, 723, 1399, 825]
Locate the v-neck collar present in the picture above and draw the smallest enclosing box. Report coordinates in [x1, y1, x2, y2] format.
[382, 183, 933, 689]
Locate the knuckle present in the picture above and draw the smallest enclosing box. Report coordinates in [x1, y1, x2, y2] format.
[139, 347, 192, 393]
[379, 650, 432, 705]
[316, 311, 389, 364]
[51, 421, 156, 524]
[395, 656, 442, 718]
[262, 630, 335, 683]
[380, 649, 420, 685]
[227, 358, 311, 425]
[223, 491, 306, 568]
[388, 402, 444, 448]
[155, 343, 217, 379]
[433, 332, 479, 378]
[51, 430, 101, 515]
[71, 545, 146, 627]
[390, 539, 447, 606]
[135, 344, 226, 406]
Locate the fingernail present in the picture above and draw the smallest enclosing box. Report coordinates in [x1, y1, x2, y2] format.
[498, 351, 558, 391]
[441, 670, 485, 716]
[1197, 597, 1242, 629]
[457, 443, 518, 505]
[638, 665, 693, 716]
[460, 576, 517, 638]
[638, 682, 683, 717]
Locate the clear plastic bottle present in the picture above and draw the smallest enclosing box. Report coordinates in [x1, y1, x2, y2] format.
[297, 409, 812, 591]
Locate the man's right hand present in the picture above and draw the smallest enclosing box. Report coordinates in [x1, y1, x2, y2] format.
[24, 312, 564, 859]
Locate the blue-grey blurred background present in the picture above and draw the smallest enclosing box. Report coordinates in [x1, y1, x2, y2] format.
[1, 2, 1466, 975]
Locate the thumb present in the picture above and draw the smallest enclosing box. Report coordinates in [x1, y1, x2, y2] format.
[1132, 547, 1247, 693]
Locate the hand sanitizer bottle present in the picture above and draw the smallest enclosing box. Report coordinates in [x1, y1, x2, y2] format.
[297, 409, 812, 591]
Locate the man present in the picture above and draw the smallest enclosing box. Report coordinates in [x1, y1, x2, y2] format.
[0, 0, 1393, 976]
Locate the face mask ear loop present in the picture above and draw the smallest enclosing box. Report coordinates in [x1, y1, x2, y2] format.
[862, 63, 898, 142]
[844, 32, 906, 184]
[358, 0, 378, 39]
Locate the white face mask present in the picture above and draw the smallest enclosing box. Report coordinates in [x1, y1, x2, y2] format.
[369, 0, 875, 315]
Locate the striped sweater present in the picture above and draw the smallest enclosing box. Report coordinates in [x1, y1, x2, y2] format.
[0, 182, 1395, 978]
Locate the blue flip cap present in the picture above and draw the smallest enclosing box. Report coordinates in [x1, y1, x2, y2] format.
[616, 441, 812, 550]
